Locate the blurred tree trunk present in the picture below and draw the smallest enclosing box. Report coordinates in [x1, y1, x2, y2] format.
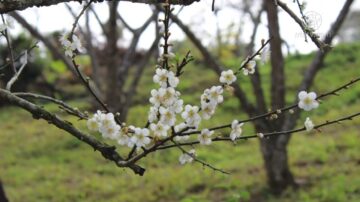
[261, 0, 296, 194]
[0, 180, 8, 202]
[104, 1, 121, 114]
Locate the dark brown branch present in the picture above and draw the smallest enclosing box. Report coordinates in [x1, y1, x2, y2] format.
[171, 140, 230, 175]
[0, 88, 145, 175]
[181, 77, 360, 136]
[283, 0, 354, 132]
[14, 92, 88, 119]
[236, 38, 271, 73]
[165, 6, 257, 117]
[6, 51, 28, 91]
[0, 0, 201, 14]
[1, 14, 16, 74]
[277, 0, 329, 51]
[157, 111, 360, 150]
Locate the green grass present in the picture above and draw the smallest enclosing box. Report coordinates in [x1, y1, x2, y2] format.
[1, 42, 360, 201]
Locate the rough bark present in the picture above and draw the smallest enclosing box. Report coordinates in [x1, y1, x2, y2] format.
[0, 0, 200, 14]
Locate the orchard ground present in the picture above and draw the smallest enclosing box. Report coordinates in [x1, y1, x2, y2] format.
[0, 43, 359, 202]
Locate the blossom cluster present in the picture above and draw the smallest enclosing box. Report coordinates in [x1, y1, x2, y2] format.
[297, 91, 319, 132]
[73, 22, 318, 166]
[59, 33, 83, 58]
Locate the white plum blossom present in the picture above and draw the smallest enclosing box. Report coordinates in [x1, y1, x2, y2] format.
[117, 132, 130, 146]
[169, 99, 183, 114]
[201, 102, 216, 120]
[298, 91, 319, 111]
[0, 17, 14, 32]
[99, 113, 116, 129]
[257, 133, 264, 139]
[230, 120, 244, 141]
[100, 123, 120, 140]
[93, 110, 105, 122]
[179, 149, 196, 165]
[304, 117, 315, 132]
[153, 68, 179, 88]
[149, 89, 162, 107]
[198, 129, 214, 145]
[242, 60, 256, 75]
[159, 107, 176, 126]
[150, 122, 169, 139]
[87, 117, 100, 131]
[219, 69, 236, 85]
[153, 68, 168, 87]
[87, 111, 121, 137]
[158, 87, 177, 107]
[130, 127, 151, 148]
[148, 106, 159, 123]
[204, 86, 224, 104]
[181, 105, 201, 127]
[59, 33, 83, 57]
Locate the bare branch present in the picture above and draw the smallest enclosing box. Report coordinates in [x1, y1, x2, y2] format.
[6, 51, 28, 91]
[9, 12, 77, 75]
[0, 0, 201, 14]
[283, 0, 355, 132]
[171, 140, 230, 175]
[277, 0, 329, 51]
[13, 92, 88, 119]
[1, 14, 16, 74]
[158, 111, 360, 150]
[181, 77, 360, 136]
[164, 6, 257, 117]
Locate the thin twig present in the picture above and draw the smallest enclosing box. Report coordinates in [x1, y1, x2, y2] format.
[235, 38, 272, 74]
[157, 111, 360, 150]
[13, 92, 88, 120]
[1, 14, 16, 74]
[171, 140, 230, 174]
[0, 42, 38, 71]
[6, 51, 27, 91]
[277, 0, 330, 51]
[181, 77, 360, 136]
[69, 0, 93, 38]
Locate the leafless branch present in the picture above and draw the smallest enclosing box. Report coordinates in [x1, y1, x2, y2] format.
[157, 111, 360, 150]
[0, 0, 201, 14]
[171, 140, 230, 175]
[6, 51, 27, 91]
[13, 92, 88, 119]
[1, 14, 16, 74]
[277, 0, 329, 51]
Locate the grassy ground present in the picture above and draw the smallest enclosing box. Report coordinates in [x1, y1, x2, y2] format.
[0, 43, 360, 201]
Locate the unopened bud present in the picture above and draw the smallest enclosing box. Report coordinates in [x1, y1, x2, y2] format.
[257, 133, 264, 138]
